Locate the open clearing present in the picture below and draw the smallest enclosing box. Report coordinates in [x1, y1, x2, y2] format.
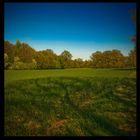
[4, 68, 136, 136]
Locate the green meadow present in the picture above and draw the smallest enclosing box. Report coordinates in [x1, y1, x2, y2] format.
[4, 68, 136, 136]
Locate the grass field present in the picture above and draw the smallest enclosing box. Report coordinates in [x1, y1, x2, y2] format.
[4, 68, 136, 84]
[4, 68, 136, 136]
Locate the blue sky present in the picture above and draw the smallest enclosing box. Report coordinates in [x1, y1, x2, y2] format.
[4, 3, 136, 60]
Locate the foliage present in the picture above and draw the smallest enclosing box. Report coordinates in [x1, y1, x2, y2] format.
[4, 53, 10, 69]
[59, 50, 73, 68]
[90, 50, 125, 68]
[4, 41, 15, 63]
[128, 9, 136, 68]
[128, 47, 136, 68]
[4, 40, 136, 70]
[18, 43, 36, 63]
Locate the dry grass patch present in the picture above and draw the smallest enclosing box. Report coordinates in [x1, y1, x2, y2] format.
[24, 121, 41, 130]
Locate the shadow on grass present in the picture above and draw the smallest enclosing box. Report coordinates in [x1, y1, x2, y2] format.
[5, 77, 136, 136]
[64, 87, 128, 136]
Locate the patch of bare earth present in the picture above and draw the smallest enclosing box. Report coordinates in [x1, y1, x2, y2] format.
[47, 119, 68, 135]
[24, 121, 41, 130]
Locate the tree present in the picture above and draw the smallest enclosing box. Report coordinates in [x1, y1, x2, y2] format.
[111, 49, 125, 68]
[43, 49, 60, 69]
[34, 49, 61, 69]
[18, 42, 36, 63]
[4, 40, 135, 69]
[14, 39, 22, 57]
[128, 47, 136, 68]
[90, 50, 125, 68]
[102, 51, 112, 68]
[60, 50, 72, 60]
[60, 50, 72, 68]
[35, 51, 46, 69]
[12, 56, 23, 69]
[124, 56, 130, 68]
[128, 9, 136, 68]
[73, 58, 84, 68]
[90, 51, 103, 68]
[4, 53, 9, 69]
[84, 60, 92, 68]
[4, 41, 15, 63]
[32, 59, 37, 69]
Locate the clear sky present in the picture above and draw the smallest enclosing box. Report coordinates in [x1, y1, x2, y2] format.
[4, 3, 136, 60]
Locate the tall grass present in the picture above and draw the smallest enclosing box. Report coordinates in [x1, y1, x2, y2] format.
[5, 77, 136, 136]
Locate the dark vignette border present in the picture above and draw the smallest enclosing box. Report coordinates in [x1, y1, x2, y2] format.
[1, 0, 139, 139]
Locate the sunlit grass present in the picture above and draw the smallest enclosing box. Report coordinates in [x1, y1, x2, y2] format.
[4, 68, 136, 85]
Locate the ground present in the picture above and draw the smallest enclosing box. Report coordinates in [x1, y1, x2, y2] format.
[4, 68, 136, 136]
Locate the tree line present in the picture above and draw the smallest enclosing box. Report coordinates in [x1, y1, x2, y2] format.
[4, 40, 136, 70]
